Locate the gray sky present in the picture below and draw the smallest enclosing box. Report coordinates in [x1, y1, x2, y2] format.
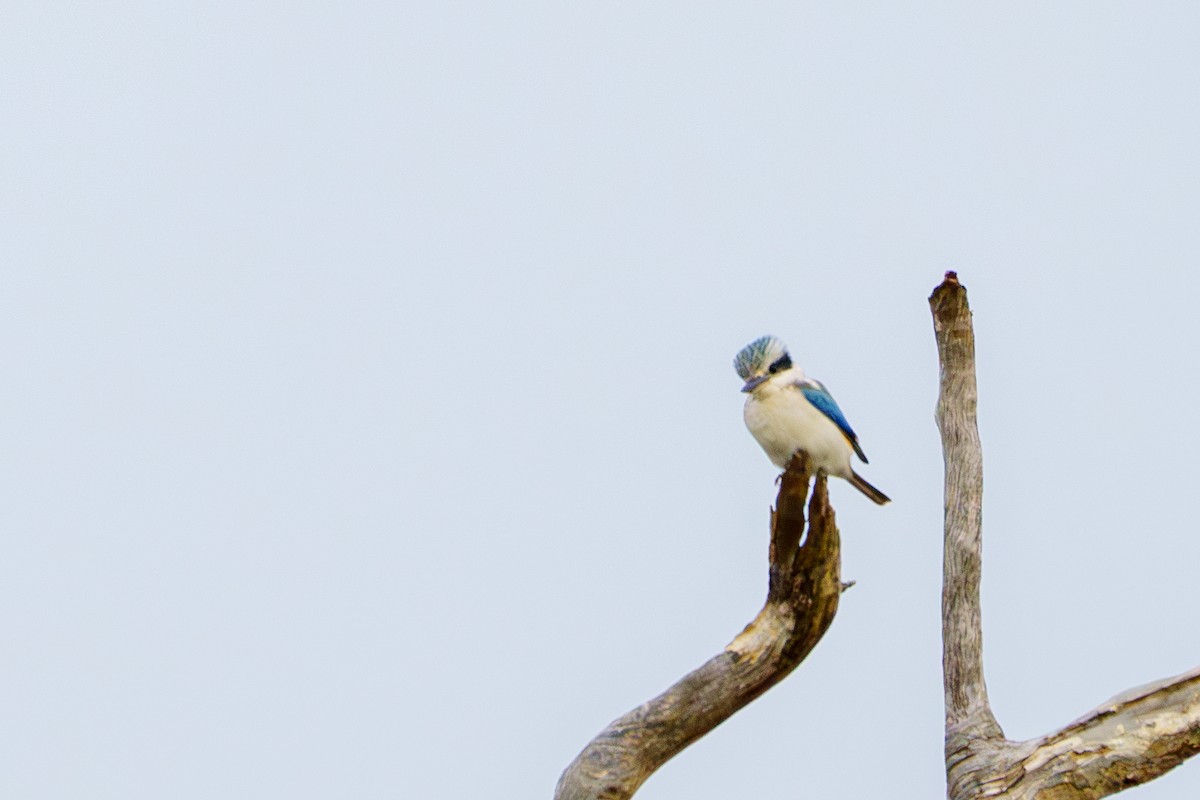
[4, 2, 1199, 798]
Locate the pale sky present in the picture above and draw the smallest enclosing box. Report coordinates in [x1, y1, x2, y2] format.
[4, 3, 1199, 798]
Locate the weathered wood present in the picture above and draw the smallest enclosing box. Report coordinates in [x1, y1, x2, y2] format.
[931, 271, 1200, 799]
[930, 270, 1003, 742]
[1007, 665, 1200, 798]
[555, 455, 841, 800]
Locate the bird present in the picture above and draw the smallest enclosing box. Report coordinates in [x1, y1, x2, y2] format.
[734, 335, 890, 505]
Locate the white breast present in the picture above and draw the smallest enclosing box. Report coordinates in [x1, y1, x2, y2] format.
[743, 384, 854, 477]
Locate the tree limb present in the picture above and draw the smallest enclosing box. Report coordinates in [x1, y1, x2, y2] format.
[1009, 665, 1200, 797]
[555, 455, 841, 800]
[931, 270, 1002, 742]
[931, 271, 1200, 798]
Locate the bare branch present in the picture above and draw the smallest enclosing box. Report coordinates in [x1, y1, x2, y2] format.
[931, 271, 1200, 798]
[1009, 666, 1200, 798]
[930, 270, 1002, 741]
[555, 455, 841, 800]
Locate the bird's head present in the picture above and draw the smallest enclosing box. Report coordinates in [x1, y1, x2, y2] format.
[733, 335, 795, 393]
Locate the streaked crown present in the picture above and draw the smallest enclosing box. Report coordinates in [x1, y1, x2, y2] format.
[733, 335, 789, 380]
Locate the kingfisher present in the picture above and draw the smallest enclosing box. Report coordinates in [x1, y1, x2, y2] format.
[734, 335, 890, 505]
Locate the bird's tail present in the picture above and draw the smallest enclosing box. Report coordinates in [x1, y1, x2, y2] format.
[849, 470, 891, 505]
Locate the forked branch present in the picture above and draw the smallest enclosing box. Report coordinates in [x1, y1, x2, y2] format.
[555, 455, 842, 800]
[931, 272, 1200, 799]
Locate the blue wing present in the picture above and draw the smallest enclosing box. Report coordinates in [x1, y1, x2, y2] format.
[798, 379, 869, 463]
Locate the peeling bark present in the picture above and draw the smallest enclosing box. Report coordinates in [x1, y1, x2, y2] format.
[931, 272, 1200, 798]
[555, 455, 841, 800]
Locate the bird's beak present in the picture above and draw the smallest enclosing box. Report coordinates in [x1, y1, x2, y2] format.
[741, 375, 768, 393]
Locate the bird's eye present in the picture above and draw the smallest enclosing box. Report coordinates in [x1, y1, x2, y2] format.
[768, 364, 778, 374]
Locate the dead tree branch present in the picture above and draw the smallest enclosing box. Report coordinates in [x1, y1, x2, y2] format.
[555, 454, 841, 800]
[931, 271, 1200, 799]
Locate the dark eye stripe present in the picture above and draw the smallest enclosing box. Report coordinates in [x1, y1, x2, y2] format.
[768, 354, 792, 374]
